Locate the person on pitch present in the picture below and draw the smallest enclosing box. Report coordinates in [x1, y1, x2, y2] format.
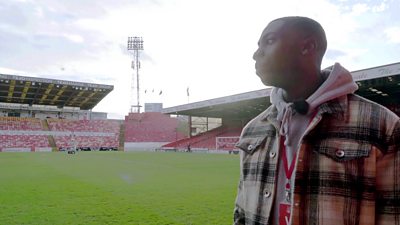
[233, 16, 400, 225]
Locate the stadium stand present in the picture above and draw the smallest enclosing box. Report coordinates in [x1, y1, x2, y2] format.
[0, 73, 120, 152]
[162, 125, 242, 152]
[47, 119, 121, 150]
[162, 62, 400, 152]
[0, 117, 42, 130]
[0, 72, 185, 152]
[47, 119, 120, 133]
[124, 112, 187, 151]
[0, 116, 121, 152]
[53, 135, 118, 150]
[0, 117, 50, 151]
[1, 62, 400, 153]
[0, 135, 50, 151]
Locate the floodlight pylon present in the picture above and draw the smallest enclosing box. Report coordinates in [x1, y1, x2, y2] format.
[127, 36, 144, 113]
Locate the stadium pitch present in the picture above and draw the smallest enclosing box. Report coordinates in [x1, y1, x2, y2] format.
[0, 151, 239, 225]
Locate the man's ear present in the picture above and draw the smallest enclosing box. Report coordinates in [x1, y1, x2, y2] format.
[301, 37, 317, 55]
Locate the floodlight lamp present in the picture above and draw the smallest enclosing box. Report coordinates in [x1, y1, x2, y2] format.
[127, 36, 144, 50]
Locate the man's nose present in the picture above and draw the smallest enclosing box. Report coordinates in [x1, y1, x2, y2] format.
[253, 48, 260, 61]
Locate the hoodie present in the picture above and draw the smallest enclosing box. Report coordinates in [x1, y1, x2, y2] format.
[271, 63, 358, 225]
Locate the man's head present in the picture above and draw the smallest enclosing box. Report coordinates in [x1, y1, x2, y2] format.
[253, 16, 327, 90]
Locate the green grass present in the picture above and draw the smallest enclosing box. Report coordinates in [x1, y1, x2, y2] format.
[0, 151, 240, 225]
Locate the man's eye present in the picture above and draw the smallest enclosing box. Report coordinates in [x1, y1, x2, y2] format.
[266, 39, 274, 44]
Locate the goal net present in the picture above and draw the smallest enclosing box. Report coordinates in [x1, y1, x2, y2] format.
[216, 136, 240, 151]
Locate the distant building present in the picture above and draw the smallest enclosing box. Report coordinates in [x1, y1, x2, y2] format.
[145, 103, 163, 112]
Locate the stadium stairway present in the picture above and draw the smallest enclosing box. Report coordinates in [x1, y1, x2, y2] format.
[118, 123, 125, 151]
[41, 119, 57, 151]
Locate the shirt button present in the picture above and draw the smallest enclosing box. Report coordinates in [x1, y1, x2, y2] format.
[269, 151, 276, 158]
[247, 145, 254, 151]
[335, 150, 345, 158]
[264, 191, 271, 198]
[298, 158, 303, 162]
[294, 202, 300, 207]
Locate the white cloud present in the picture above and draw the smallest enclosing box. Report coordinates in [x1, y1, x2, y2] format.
[372, 2, 388, 12]
[63, 33, 84, 43]
[1, 0, 399, 119]
[10, 0, 32, 2]
[351, 3, 369, 16]
[34, 6, 44, 17]
[0, 67, 30, 76]
[385, 26, 400, 43]
[323, 47, 369, 68]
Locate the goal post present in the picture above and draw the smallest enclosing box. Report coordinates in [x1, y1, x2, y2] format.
[216, 136, 240, 151]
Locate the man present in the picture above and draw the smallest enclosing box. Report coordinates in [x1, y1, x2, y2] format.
[233, 16, 400, 225]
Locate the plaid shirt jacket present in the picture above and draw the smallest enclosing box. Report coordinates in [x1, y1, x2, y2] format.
[233, 94, 400, 225]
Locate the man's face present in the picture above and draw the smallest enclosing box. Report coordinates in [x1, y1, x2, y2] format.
[253, 20, 301, 88]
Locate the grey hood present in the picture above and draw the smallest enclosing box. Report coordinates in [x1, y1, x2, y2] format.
[270, 63, 358, 145]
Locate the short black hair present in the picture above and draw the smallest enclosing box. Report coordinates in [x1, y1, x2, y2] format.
[273, 16, 327, 64]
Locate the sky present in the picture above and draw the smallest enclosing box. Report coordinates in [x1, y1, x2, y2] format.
[0, 0, 399, 119]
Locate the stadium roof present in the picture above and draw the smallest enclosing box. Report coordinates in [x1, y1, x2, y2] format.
[163, 89, 271, 120]
[0, 74, 113, 110]
[163, 62, 400, 119]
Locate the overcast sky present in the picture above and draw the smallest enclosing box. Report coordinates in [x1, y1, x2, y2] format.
[0, 0, 399, 119]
